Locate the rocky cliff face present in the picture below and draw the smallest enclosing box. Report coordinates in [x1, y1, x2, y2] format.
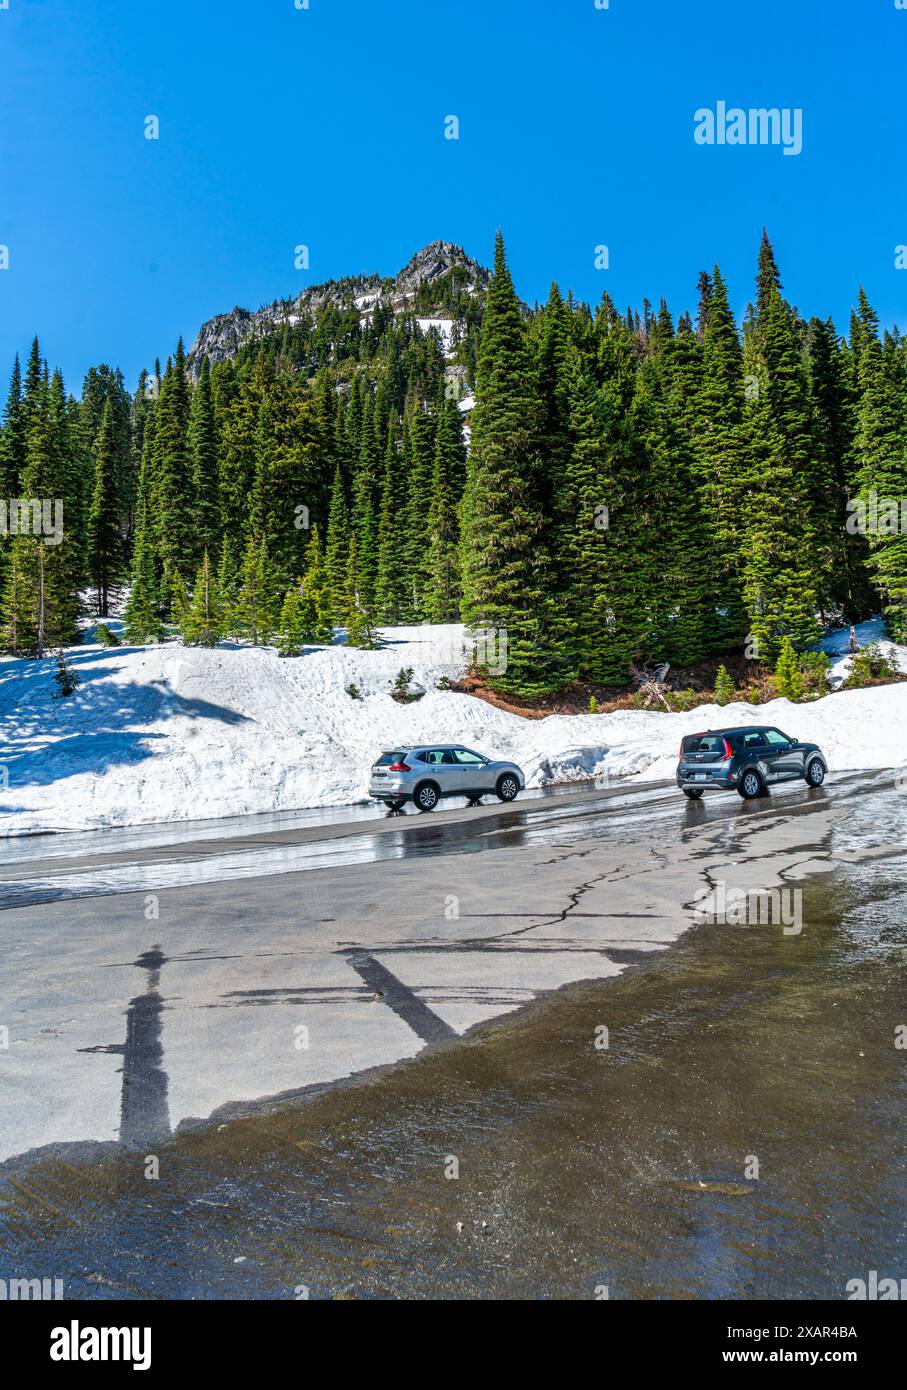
[187, 241, 491, 377]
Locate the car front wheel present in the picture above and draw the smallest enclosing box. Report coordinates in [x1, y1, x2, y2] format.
[496, 774, 519, 803]
[738, 769, 764, 800]
[415, 782, 440, 812]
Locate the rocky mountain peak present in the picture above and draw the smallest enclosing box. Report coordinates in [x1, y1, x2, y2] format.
[187, 241, 491, 377]
[391, 241, 490, 297]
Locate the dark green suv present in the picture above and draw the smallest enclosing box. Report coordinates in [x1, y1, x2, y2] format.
[677, 725, 828, 800]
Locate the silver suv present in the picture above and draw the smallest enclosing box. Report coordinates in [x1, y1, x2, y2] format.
[369, 745, 525, 812]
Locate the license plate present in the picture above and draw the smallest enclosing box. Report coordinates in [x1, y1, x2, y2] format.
[692, 773, 707, 781]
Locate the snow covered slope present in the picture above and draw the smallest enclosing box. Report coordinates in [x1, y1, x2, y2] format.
[1, 623, 906, 835]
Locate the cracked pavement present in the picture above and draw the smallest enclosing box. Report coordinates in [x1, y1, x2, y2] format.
[2, 771, 901, 1174]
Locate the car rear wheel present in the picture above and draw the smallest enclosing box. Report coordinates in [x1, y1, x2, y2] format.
[496, 774, 519, 803]
[683, 788, 703, 800]
[738, 769, 764, 800]
[806, 759, 825, 787]
[414, 782, 440, 812]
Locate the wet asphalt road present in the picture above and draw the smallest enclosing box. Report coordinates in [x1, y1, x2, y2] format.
[1, 771, 905, 1298]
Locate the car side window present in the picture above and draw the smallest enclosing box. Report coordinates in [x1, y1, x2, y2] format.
[422, 750, 445, 765]
[743, 733, 765, 749]
[765, 729, 789, 746]
[454, 750, 484, 765]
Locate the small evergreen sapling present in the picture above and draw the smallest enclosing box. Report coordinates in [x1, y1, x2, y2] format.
[277, 585, 306, 658]
[181, 552, 223, 647]
[52, 648, 80, 698]
[94, 622, 120, 647]
[774, 638, 804, 701]
[713, 664, 734, 706]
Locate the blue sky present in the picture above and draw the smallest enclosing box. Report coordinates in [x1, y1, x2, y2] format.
[1, 0, 905, 393]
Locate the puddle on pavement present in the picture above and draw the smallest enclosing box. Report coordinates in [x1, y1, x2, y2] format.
[1, 849, 905, 1300]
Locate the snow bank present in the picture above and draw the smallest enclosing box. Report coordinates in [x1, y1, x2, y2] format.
[811, 618, 907, 687]
[2, 623, 907, 835]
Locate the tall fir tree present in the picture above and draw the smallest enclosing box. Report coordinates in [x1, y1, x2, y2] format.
[374, 413, 407, 623]
[87, 401, 123, 616]
[855, 290, 907, 638]
[151, 340, 196, 606]
[460, 233, 572, 694]
[324, 462, 350, 624]
[424, 393, 465, 622]
[181, 550, 223, 647]
[189, 357, 221, 565]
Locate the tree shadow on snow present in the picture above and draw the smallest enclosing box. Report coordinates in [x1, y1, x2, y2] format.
[0, 649, 252, 797]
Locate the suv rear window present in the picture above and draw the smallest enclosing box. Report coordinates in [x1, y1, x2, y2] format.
[376, 752, 405, 766]
[682, 734, 726, 754]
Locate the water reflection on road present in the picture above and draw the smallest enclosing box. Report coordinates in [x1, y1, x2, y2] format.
[0, 771, 892, 907]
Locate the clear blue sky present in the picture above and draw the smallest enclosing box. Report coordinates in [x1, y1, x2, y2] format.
[1, 0, 905, 393]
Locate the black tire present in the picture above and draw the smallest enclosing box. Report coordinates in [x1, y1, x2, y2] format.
[496, 774, 520, 803]
[414, 781, 440, 812]
[806, 759, 825, 787]
[738, 769, 764, 800]
[683, 788, 703, 800]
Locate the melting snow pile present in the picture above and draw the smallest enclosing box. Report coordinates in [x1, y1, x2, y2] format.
[1, 621, 906, 834]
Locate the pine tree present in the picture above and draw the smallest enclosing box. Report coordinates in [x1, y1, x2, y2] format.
[806, 316, 872, 619]
[558, 351, 619, 680]
[52, 647, 81, 698]
[0, 354, 24, 497]
[691, 266, 750, 646]
[80, 364, 133, 548]
[344, 534, 375, 649]
[324, 462, 350, 624]
[152, 340, 196, 600]
[754, 227, 783, 326]
[87, 401, 123, 616]
[352, 388, 381, 611]
[460, 233, 572, 695]
[277, 585, 305, 657]
[8, 370, 83, 654]
[233, 535, 278, 645]
[714, 664, 734, 706]
[124, 415, 164, 644]
[181, 551, 223, 647]
[374, 414, 407, 624]
[189, 357, 221, 563]
[300, 523, 333, 643]
[402, 394, 436, 621]
[0, 546, 26, 654]
[855, 290, 907, 639]
[424, 394, 464, 622]
[774, 637, 804, 701]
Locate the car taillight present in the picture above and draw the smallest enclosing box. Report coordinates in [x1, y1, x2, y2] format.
[678, 740, 685, 758]
[388, 762, 410, 772]
[723, 738, 734, 759]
